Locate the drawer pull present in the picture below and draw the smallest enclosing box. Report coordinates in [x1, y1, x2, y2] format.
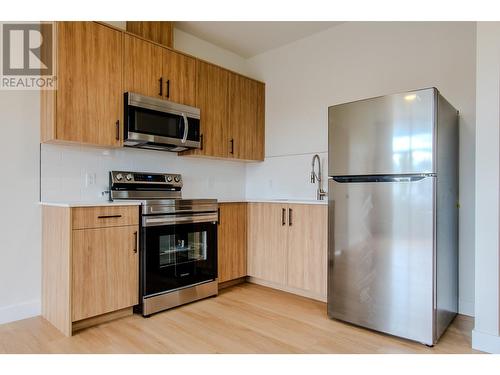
[97, 214, 122, 219]
[133, 231, 138, 253]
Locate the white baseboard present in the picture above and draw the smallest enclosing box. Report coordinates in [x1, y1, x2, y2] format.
[459, 299, 475, 317]
[0, 300, 41, 325]
[472, 329, 500, 353]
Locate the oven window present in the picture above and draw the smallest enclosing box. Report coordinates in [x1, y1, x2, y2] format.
[143, 221, 217, 297]
[159, 231, 208, 267]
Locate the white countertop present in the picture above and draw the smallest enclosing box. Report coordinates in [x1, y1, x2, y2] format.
[39, 201, 142, 208]
[218, 199, 328, 205]
[40, 199, 327, 207]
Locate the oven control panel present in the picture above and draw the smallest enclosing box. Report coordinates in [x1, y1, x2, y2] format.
[110, 171, 182, 187]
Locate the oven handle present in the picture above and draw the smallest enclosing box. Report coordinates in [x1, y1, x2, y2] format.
[142, 213, 218, 227]
[147, 205, 217, 215]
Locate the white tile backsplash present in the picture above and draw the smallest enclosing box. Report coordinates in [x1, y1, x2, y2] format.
[41, 144, 247, 202]
[245, 152, 328, 201]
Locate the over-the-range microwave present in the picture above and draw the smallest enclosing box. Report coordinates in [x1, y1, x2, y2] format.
[123, 92, 201, 152]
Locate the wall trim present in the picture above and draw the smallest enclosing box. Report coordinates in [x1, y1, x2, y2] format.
[472, 329, 500, 353]
[0, 300, 41, 325]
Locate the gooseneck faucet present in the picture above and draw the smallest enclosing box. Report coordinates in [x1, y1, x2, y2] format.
[311, 154, 327, 200]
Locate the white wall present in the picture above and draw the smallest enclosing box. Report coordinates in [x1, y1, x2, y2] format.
[472, 22, 500, 354]
[0, 90, 41, 324]
[173, 28, 250, 75]
[245, 22, 477, 316]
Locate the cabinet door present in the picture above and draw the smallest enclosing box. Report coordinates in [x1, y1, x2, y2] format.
[228, 74, 265, 161]
[228, 74, 251, 160]
[163, 49, 196, 106]
[253, 81, 265, 161]
[247, 203, 288, 285]
[182, 60, 229, 157]
[218, 203, 247, 283]
[286, 204, 327, 297]
[123, 34, 163, 98]
[72, 226, 139, 322]
[56, 22, 123, 147]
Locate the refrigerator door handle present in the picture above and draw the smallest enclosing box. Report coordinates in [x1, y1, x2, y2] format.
[331, 174, 434, 183]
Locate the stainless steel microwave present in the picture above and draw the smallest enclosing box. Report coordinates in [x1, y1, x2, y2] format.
[124, 92, 201, 152]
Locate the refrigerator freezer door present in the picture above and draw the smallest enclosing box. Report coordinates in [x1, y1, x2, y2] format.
[328, 88, 436, 176]
[328, 176, 435, 345]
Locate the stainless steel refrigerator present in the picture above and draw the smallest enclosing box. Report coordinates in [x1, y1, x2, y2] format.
[327, 87, 458, 346]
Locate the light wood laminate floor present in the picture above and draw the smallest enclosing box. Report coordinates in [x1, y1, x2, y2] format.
[0, 283, 480, 354]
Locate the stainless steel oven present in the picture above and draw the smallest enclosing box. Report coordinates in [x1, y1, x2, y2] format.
[109, 171, 218, 316]
[123, 92, 201, 152]
[141, 200, 218, 316]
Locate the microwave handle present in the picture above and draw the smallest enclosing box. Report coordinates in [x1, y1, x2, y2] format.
[181, 113, 188, 144]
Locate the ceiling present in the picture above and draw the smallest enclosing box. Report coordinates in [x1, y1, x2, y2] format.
[174, 21, 343, 58]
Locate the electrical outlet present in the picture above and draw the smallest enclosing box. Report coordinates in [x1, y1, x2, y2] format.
[85, 172, 97, 187]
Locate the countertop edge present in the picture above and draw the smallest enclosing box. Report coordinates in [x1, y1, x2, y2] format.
[218, 199, 328, 205]
[39, 201, 143, 208]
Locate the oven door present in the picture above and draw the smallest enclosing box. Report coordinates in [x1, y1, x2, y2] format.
[142, 219, 217, 297]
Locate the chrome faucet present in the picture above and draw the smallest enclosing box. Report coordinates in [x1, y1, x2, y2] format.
[311, 154, 327, 200]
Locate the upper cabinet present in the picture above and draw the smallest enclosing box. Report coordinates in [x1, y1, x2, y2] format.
[228, 74, 265, 161]
[163, 49, 197, 107]
[126, 21, 173, 48]
[182, 60, 229, 158]
[41, 22, 123, 147]
[181, 61, 265, 161]
[123, 34, 163, 98]
[41, 22, 264, 161]
[123, 34, 196, 106]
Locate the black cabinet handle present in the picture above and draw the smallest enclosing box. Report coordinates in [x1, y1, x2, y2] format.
[166, 79, 170, 98]
[282, 208, 286, 226]
[288, 208, 293, 226]
[200, 134, 204, 150]
[230, 138, 234, 154]
[133, 231, 138, 253]
[217, 207, 221, 225]
[159, 77, 163, 96]
[115, 120, 120, 141]
[97, 214, 122, 219]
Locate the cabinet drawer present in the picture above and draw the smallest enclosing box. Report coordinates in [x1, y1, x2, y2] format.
[72, 206, 139, 229]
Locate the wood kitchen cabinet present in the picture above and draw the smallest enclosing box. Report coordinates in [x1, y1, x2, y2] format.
[41, 22, 123, 147]
[163, 49, 197, 106]
[286, 204, 328, 298]
[181, 61, 265, 161]
[123, 33, 164, 98]
[126, 21, 173, 48]
[42, 204, 139, 336]
[247, 202, 328, 301]
[123, 34, 196, 106]
[217, 203, 248, 284]
[182, 60, 229, 158]
[228, 74, 265, 161]
[247, 203, 288, 285]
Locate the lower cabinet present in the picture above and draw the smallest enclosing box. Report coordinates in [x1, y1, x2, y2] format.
[217, 203, 247, 284]
[42, 205, 139, 336]
[247, 202, 328, 301]
[247, 203, 288, 285]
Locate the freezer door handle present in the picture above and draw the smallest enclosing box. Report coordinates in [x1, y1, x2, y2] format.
[331, 174, 434, 183]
